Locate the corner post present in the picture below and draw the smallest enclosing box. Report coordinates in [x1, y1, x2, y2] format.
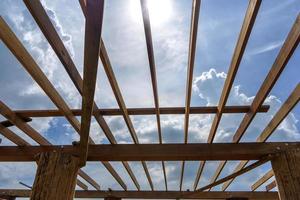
[30, 151, 79, 200]
[271, 148, 300, 200]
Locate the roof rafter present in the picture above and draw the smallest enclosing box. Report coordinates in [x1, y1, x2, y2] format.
[79, 0, 154, 190]
[23, 0, 139, 190]
[206, 13, 300, 191]
[180, 0, 201, 191]
[0, 16, 124, 191]
[0, 101, 90, 190]
[193, 0, 262, 190]
[140, 0, 167, 190]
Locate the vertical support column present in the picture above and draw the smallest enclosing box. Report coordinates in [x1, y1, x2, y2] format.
[271, 148, 300, 200]
[31, 151, 79, 200]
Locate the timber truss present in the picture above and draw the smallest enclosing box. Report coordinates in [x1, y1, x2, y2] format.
[0, 0, 299, 199]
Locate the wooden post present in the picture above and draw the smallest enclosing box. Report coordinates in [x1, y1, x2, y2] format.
[271, 148, 300, 200]
[30, 152, 79, 200]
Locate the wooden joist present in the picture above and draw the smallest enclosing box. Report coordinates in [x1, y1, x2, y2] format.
[23, 0, 139, 190]
[0, 17, 127, 190]
[194, 0, 261, 189]
[0, 117, 32, 128]
[222, 83, 300, 191]
[7, 105, 270, 117]
[0, 142, 299, 162]
[266, 180, 276, 191]
[251, 169, 274, 191]
[79, 0, 104, 166]
[205, 13, 300, 191]
[0, 190, 279, 199]
[79, 0, 153, 190]
[233, 13, 300, 143]
[140, 0, 168, 190]
[0, 101, 93, 190]
[180, 0, 201, 191]
[196, 158, 270, 192]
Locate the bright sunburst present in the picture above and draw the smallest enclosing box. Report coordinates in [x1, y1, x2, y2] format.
[129, 0, 172, 26]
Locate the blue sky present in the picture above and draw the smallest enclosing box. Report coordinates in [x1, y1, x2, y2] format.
[0, 0, 299, 198]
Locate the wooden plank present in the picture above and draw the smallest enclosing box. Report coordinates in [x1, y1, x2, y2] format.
[251, 169, 274, 191]
[0, 142, 299, 162]
[194, 0, 261, 189]
[233, 14, 300, 143]
[271, 148, 300, 199]
[221, 83, 300, 191]
[79, 0, 104, 166]
[266, 180, 276, 191]
[180, 0, 201, 191]
[0, 17, 81, 133]
[140, 0, 168, 190]
[79, 0, 153, 189]
[0, 124, 29, 146]
[0, 101, 96, 190]
[257, 83, 300, 142]
[0, 117, 32, 128]
[23, 0, 138, 189]
[0, 190, 279, 199]
[0, 101, 50, 145]
[222, 161, 248, 191]
[208, 14, 300, 191]
[207, 0, 261, 144]
[0, 18, 105, 188]
[196, 158, 270, 192]
[10, 105, 270, 117]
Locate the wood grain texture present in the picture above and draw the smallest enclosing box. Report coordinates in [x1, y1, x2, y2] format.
[0, 189, 279, 199]
[79, 0, 104, 166]
[31, 152, 79, 200]
[271, 148, 300, 200]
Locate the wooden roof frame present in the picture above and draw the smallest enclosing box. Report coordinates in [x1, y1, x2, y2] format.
[0, 0, 299, 199]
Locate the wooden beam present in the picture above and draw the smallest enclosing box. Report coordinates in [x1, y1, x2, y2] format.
[0, 101, 50, 145]
[271, 148, 300, 199]
[194, 0, 261, 190]
[257, 83, 300, 142]
[0, 17, 81, 133]
[23, 0, 139, 190]
[222, 83, 300, 191]
[9, 105, 270, 117]
[31, 152, 79, 200]
[0, 190, 279, 199]
[180, 0, 201, 191]
[207, 0, 261, 144]
[0, 17, 127, 190]
[79, 0, 153, 190]
[208, 13, 300, 191]
[222, 161, 248, 191]
[0, 124, 29, 146]
[196, 158, 270, 192]
[0, 117, 32, 128]
[266, 180, 276, 191]
[233, 14, 300, 143]
[0, 101, 93, 190]
[0, 142, 299, 162]
[251, 169, 274, 191]
[79, 0, 104, 166]
[140, 0, 168, 190]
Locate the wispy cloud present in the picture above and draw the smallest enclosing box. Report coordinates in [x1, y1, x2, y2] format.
[248, 40, 284, 56]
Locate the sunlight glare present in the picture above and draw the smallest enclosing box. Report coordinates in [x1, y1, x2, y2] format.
[129, 0, 172, 26]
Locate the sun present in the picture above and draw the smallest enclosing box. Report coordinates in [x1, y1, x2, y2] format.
[129, 0, 172, 26]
